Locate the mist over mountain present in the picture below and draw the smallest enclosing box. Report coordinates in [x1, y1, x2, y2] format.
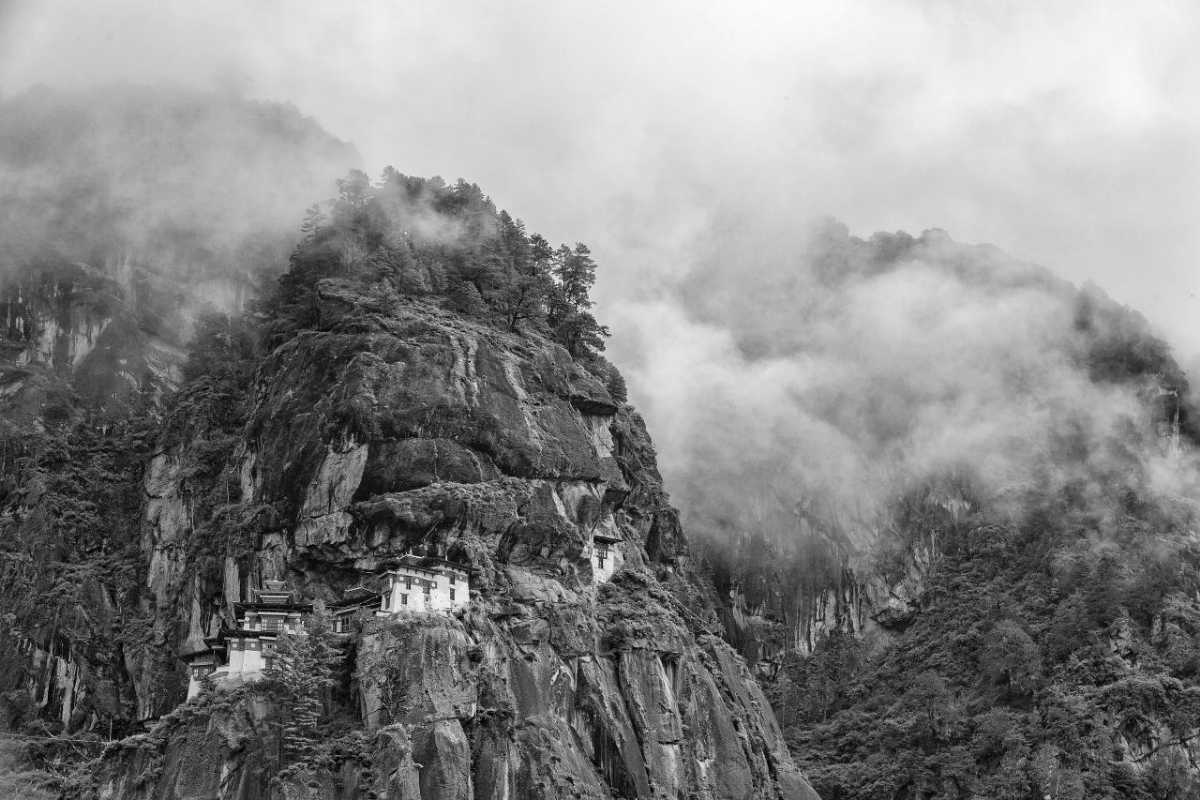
[0, 87, 821, 800]
[614, 216, 1200, 795]
[0, 85, 359, 304]
[0, 86, 358, 428]
[0, 53, 1198, 798]
[629, 216, 1195, 556]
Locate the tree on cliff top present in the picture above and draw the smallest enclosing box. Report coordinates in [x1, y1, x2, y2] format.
[265, 170, 612, 360]
[547, 242, 610, 359]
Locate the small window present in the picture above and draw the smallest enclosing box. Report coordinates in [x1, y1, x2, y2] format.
[450, 589, 456, 601]
[449, 575, 456, 585]
[400, 593, 408, 606]
[404, 576, 412, 589]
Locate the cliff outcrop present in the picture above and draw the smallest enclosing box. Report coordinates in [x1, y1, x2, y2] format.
[0, 92, 813, 797]
[92, 279, 816, 799]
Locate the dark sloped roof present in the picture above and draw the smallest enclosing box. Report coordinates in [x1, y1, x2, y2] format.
[234, 601, 313, 614]
[331, 593, 381, 611]
[387, 554, 471, 574]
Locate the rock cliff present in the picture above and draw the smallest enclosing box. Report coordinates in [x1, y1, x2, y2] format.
[0, 89, 357, 742]
[92, 280, 816, 799]
[671, 225, 1200, 797]
[0, 90, 814, 797]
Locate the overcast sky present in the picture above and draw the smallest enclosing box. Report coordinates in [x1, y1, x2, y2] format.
[3, 0, 1198, 364]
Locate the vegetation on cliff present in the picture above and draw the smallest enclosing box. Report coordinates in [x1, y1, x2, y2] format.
[268, 168, 613, 365]
[0, 89, 814, 800]
[683, 227, 1200, 798]
[16, 84, 1200, 800]
[771, 465, 1200, 799]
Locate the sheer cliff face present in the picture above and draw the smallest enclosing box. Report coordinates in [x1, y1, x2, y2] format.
[0, 89, 813, 798]
[0, 90, 356, 739]
[102, 279, 817, 799]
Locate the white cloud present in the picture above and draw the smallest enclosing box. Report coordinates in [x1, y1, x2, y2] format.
[3, 0, 1200, 533]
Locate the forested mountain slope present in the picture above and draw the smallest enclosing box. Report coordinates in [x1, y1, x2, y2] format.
[0, 86, 356, 732]
[0, 89, 814, 799]
[682, 226, 1200, 798]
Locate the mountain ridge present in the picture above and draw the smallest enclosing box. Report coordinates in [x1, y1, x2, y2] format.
[0, 88, 817, 799]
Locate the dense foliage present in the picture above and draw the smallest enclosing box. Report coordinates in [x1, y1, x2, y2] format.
[10, 87, 1200, 798]
[0, 153, 626, 771]
[260, 610, 351, 777]
[757, 402, 1200, 798]
[773, 476, 1200, 799]
[0, 400, 159, 731]
[677, 222, 1200, 797]
[266, 169, 610, 360]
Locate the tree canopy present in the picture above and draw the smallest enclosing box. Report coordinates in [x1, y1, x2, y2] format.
[265, 169, 610, 361]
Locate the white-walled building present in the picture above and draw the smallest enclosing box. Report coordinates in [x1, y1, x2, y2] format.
[331, 585, 386, 633]
[184, 579, 312, 700]
[184, 561, 471, 702]
[584, 533, 622, 583]
[382, 555, 470, 614]
[182, 646, 223, 701]
[329, 557, 470, 634]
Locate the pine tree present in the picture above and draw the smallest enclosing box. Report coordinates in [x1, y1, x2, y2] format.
[494, 213, 552, 331]
[298, 204, 325, 244]
[546, 242, 608, 357]
[553, 308, 610, 358]
[553, 243, 597, 310]
[264, 609, 341, 768]
[335, 169, 372, 209]
[606, 368, 627, 404]
[447, 280, 488, 318]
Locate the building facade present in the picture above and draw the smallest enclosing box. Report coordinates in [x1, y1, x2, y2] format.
[585, 533, 622, 583]
[183, 560, 471, 702]
[382, 555, 469, 614]
[184, 580, 312, 700]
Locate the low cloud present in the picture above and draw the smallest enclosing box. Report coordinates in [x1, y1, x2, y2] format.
[612, 221, 1194, 555]
[3, 2, 1199, 555]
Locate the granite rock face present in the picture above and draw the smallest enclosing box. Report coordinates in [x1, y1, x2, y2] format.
[97, 283, 818, 799]
[0, 87, 358, 735]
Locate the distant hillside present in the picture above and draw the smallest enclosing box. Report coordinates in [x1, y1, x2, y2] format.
[672, 222, 1200, 798]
